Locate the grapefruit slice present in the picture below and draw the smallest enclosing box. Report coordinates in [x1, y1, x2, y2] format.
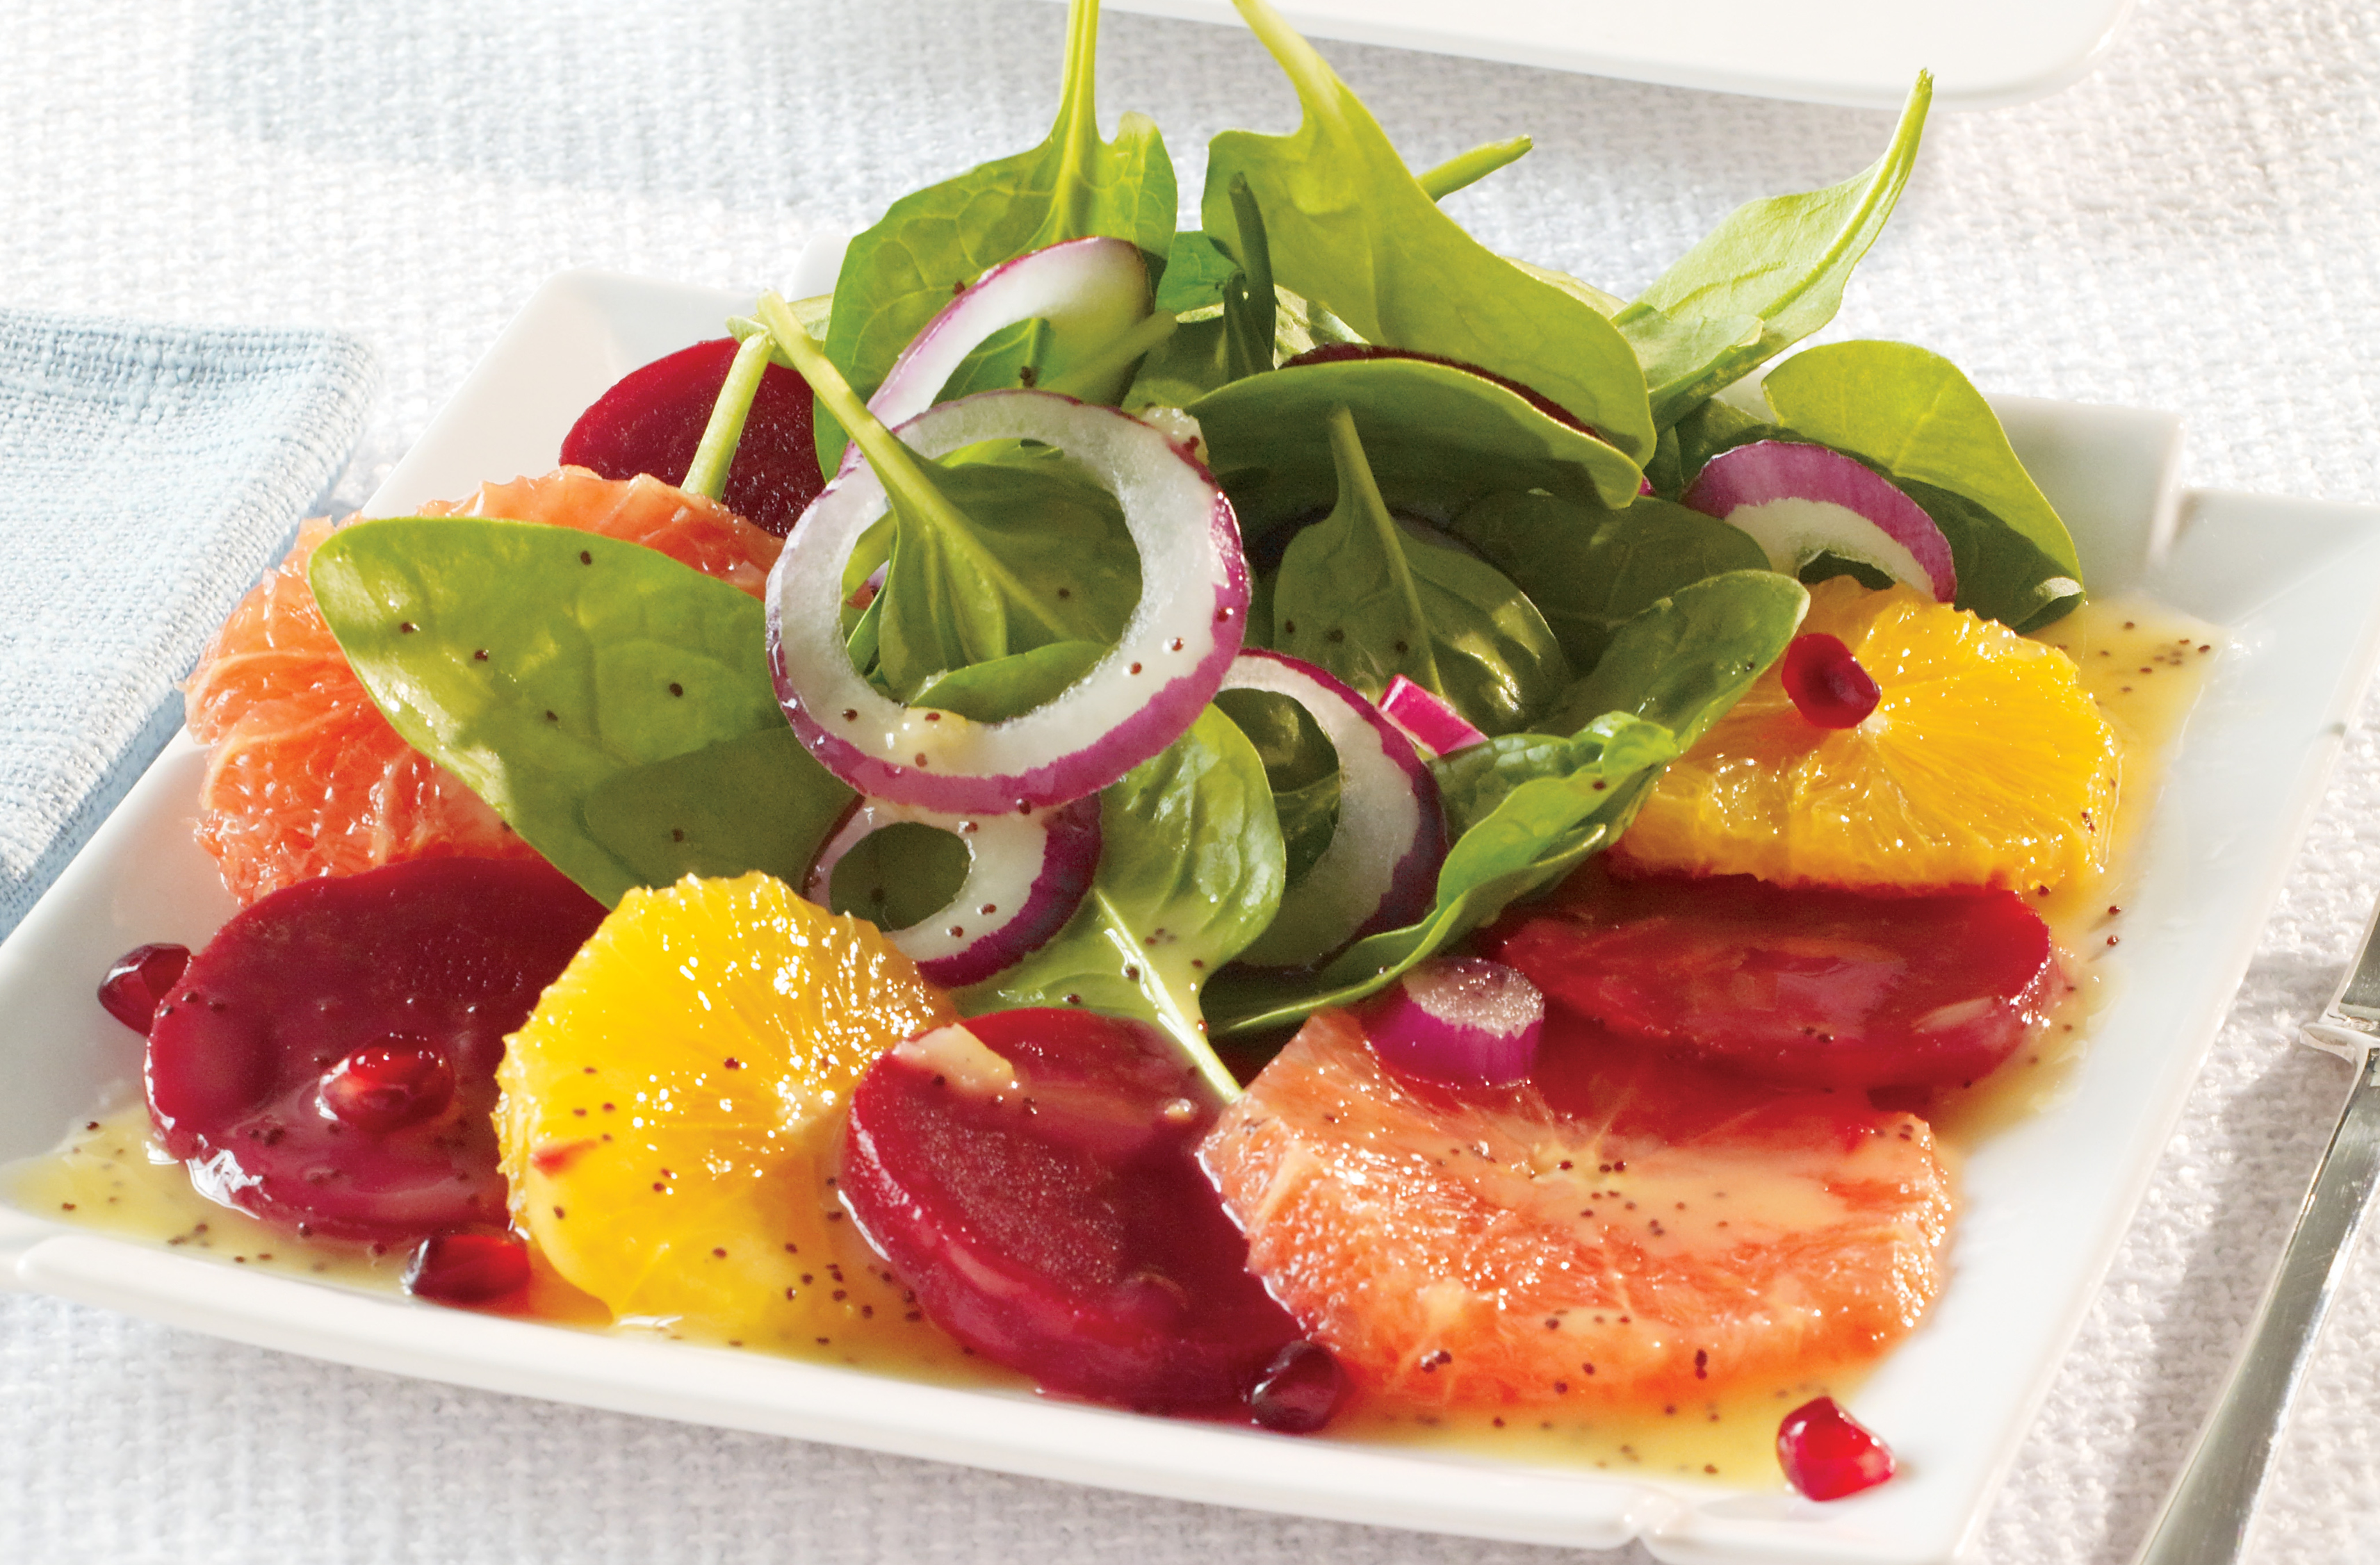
[1201, 1008, 1954, 1408]
[186, 473, 782, 903]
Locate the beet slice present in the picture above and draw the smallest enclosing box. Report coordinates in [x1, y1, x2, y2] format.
[840, 1008, 1303, 1410]
[145, 858, 605, 1243]
[1488, 865, 2057, 1091]
[560, 337, 822, 537]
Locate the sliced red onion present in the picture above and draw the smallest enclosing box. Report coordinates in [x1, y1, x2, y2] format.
[1368, 958, 1544, 1088]
[845, 236, 1150, 475]
[805, 794, 1102, 988]
[1684, 440, 1957, 602]
[1225, 650, 1445, 970]
[769, 389, 1248, 813]
[1376, 675, 1487, 757]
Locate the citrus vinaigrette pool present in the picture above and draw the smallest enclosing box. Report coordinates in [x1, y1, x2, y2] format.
[5, 591, 2219, 1488]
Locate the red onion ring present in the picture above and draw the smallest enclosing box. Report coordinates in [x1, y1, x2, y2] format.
[1224, 650, 1445, 970]
[1684, 440, 1957, 602]
[769, 390, 1249, 813]
[804, 794, 1102, 988]
[1367, 958, 1544, 1088]
[1376, 675, 1486, 757]
[844, 236, 1152, 476]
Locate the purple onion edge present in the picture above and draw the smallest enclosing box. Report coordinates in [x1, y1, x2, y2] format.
[914, 794, 1105, 988]
[1226, 650, 1450, 964]
[1683, 439, 1958, 602]
[1367, 972, 1545, 1089]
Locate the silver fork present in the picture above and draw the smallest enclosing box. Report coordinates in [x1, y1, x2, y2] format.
[2129, 897, 2380, 1565]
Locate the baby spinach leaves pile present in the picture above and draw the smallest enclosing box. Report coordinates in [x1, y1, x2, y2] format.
[314, 0, 2090, 1093]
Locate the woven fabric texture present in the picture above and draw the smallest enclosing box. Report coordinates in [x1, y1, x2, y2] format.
[0, 311, 373, 935]
[3, 1, 2379, 1562]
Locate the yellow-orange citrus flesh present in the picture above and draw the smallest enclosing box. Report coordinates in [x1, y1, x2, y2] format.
[1616, 578, 2119, 892]
[184, 471, 781, 903]
[496, 873, 963, 1356]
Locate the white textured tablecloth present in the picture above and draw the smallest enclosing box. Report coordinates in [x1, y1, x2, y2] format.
[5, 1, 2378, 1561]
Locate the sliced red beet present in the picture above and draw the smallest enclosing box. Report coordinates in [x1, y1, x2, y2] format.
[1488, 865, 2056, 1091]
[560, 337, 822, 536]
[839, 1008, 1304, 1411]
[145, 858, 606, 1243]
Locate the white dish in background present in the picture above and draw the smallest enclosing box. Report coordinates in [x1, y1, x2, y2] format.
[1068, 0, 2135, 110]
[6, 268, 2380, 1564]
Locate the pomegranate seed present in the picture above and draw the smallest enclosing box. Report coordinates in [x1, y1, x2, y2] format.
[404, 1230, 532, 1305]
[319, 1043, 456, 1133]
[97, 942, 190, 1034]
[1777, 1395, 1896, 1500]
[1247, 1340, 1345, 1433]
[1781, 633, 1882, 729]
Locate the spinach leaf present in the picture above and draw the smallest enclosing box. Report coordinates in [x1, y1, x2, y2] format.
[1152, 231, 1241, 316]
[872, 441, 1139, 699]
[823, 821, 970, 933]
[912, 639, 1106, 721]
[1270, 771, 1342, 884]
[1207, 712, 1679, 1036]
[1150, 135, 1529, 320]
[1506, 256, 1622, 316]
[1615, 74, 1931, 429]
[1208, 567, 1804, 1038]
[1452, 491, 1768, 669]
[311, 518, 786, 906]
[1212, 685, 1337, 789]
[1125, 179, 1286, 409]
[1203, 0, 1653, 465]
[582, 727, 852, 891]
[817, 0, 1173, 467]
[1190, 351, 1646, 528]
[958, 706, 1285, 1098]
[1761, 341, 2085, 630]
[1271, 407, 1572, 735]
[1536, 569, 1807, 744]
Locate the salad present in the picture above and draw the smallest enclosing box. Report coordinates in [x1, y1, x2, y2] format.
[41, 0, 2205, 1504]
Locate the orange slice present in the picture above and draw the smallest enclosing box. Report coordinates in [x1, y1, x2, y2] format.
[495, 872, 961, 1354]
[1615, 577, 2119, 891]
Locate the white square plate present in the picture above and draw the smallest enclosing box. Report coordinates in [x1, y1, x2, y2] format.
[1070, 0, 2136, 110]
[6, 269, 2380, 1564]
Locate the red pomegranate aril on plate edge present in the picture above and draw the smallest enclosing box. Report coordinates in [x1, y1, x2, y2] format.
[1777, 1395, 1897, 1500]
[1247, 1340, 1347, 1433]
[98, 942, 190, 1033]
[405, 1230, 535, 1306]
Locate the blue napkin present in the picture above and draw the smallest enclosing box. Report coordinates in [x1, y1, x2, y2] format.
[0, 310, 375, 937]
